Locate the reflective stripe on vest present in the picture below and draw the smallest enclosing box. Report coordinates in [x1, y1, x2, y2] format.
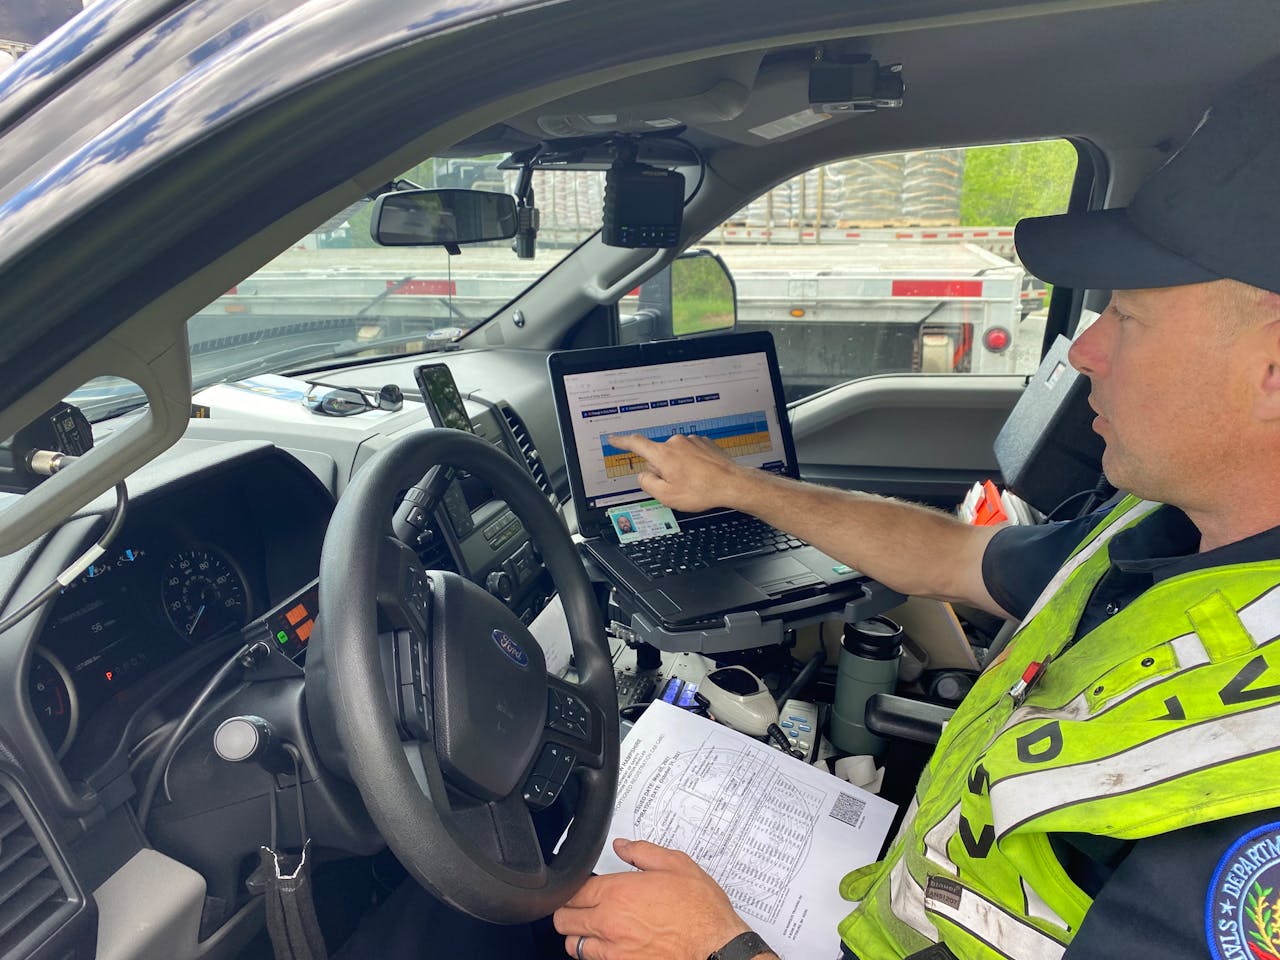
[923, 877, 1067, 960]
[838, 496, 1280, 960]
[988, 700, 1280, 839]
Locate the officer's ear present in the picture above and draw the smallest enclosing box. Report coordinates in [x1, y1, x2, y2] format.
[1252, 297, 1280, 423]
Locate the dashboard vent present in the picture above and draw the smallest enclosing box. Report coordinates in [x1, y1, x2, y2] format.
[0, 783, 74, 957]
[499, 405, 554, 501]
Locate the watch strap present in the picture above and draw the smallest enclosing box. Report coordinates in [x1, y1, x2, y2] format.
[708, 931, 773, 960]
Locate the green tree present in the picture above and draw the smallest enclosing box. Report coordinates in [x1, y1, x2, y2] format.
[959, 140, 1076, 225]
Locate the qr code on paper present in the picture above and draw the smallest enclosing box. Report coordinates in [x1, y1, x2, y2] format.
[829, 792, 866, 828]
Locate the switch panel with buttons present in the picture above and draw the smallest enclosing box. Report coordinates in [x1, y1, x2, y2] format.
[522, 742, 577, 810]
[548, 687, 592, 741]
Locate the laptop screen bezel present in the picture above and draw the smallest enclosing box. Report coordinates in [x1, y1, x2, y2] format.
[547, 331, 801, 538]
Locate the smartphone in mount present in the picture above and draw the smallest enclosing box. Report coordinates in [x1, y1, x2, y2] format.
[414, 362, 475, 432]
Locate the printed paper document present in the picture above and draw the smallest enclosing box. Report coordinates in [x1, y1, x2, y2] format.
[594, 702, 897, 959]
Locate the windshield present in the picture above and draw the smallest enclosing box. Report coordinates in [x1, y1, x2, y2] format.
[70, 157, 607, 420]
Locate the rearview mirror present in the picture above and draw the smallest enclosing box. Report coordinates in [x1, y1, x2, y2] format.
[370, 188, 518, 246]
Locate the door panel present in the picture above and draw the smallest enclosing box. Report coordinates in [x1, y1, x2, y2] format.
[790, 374, 1024, 508]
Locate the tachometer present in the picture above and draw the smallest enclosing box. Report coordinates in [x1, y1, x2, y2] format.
[29, 649, 77, 758]
[161, 548, 248, 643]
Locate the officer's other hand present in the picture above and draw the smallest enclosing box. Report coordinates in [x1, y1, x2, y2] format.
[554, 838, 753, 960]
[608, 433, 748, 513]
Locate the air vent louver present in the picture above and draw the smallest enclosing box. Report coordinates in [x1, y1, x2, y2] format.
[499, 405, 554, 501]
[0, 784, 74, 957]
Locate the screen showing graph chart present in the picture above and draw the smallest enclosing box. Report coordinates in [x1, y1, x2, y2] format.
[561, 351, 788, 509]
[600, 413, 773, 479]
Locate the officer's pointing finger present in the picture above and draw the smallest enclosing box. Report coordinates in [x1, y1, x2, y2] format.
[608, 433, 659, 458]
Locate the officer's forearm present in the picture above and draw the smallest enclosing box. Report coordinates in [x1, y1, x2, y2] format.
[732, 470, 1008, 615]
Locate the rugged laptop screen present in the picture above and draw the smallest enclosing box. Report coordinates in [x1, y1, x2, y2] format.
[549, 332, 800, 527]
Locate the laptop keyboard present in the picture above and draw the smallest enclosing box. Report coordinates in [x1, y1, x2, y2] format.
[619, 515, 805, 579]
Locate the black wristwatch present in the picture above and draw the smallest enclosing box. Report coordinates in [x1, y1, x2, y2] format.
[707, 931, 773, 960]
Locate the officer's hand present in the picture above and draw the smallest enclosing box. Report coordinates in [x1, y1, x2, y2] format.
[608, 433, 751, 513]
[554, 839, 755, 960]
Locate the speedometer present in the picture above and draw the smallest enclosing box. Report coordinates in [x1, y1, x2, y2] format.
[161, 548, 248, 643]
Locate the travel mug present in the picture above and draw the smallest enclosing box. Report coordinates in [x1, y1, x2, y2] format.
[828, 616, 903, 757]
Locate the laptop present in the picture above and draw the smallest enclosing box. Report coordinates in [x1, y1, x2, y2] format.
[548, 331, 865, 629]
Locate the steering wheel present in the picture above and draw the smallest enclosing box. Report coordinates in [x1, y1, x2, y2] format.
[308, 429, 619, 922]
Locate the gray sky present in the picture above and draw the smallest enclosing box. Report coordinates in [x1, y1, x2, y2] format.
[0, 0, 82, 46]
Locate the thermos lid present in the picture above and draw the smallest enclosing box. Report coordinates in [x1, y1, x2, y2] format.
[842, 615, 903, 660]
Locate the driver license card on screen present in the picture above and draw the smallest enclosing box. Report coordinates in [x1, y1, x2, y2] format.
[607, 500, 680, 543]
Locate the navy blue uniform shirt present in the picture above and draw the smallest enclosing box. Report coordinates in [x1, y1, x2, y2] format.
[982, 504, 1280, 958]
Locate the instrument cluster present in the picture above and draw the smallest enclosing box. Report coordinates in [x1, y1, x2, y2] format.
[30, 533, 254, 757]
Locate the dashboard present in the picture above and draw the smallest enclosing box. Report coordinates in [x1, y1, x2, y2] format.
[0, 350, 568, 959]
[13, 352, 564, 776]
[14, 444, 332, 778]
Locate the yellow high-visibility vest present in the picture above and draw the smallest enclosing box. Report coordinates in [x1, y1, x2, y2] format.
[839, 496, 1280, 959]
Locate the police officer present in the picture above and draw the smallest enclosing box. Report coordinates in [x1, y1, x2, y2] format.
[553, 59, 1280, 960]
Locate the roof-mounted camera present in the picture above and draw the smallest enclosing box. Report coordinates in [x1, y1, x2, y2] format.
[808, 50, 905, 114]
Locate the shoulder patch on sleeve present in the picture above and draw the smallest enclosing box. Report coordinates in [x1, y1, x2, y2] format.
[1206, 821, 1280, 960]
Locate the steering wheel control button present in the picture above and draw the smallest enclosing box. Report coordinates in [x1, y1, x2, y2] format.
[548, 688, 591, 740]
[399, 685, 430, 739]
[396, 631, 416, 685]
[394, 631, 432, 739]
[524, 743, 578, 809]
[523, 776, 552, 808]
[405, 567, 430, 607]
[411, 639, 424, 686]
[533, 743, 573, 778]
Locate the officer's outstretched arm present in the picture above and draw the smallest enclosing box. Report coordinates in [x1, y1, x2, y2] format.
[609, 432, 1011, 618]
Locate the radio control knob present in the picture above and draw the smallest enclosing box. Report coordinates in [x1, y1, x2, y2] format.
[486, 571, 514, 602]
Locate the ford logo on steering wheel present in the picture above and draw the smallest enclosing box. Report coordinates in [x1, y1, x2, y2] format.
[492, 628, 529, 667]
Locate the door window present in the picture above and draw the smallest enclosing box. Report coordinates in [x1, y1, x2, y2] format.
[698, 140, 1078, 401]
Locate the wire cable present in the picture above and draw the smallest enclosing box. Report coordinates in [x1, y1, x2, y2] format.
[0, 480, 128, 637]
[680, 137, 707, 206]
[775, 646, 826, 709]
[135, 641, 259, 832]
[1046, 472, 1115, 521]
